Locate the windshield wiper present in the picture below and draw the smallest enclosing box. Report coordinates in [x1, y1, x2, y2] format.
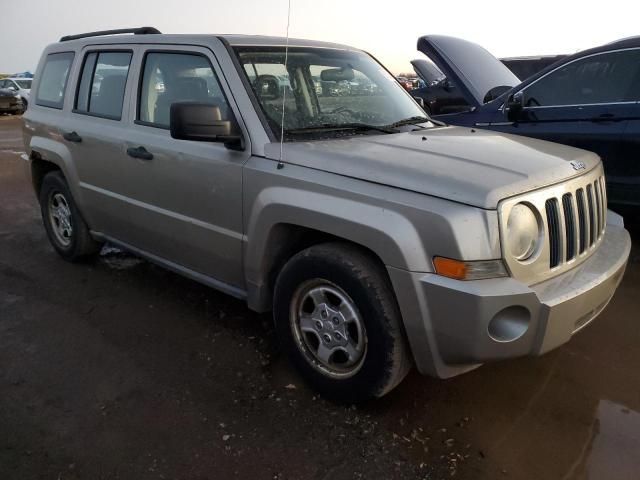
[286, 122, 399, 135]
[385, 116, 431, 129]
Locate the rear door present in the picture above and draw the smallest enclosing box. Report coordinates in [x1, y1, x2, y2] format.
[64, 46, 139, 237]
[611, 57, 640, 204]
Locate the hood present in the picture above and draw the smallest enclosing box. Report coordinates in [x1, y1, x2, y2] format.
[410, 59, 446, 85]
[417, 35, 520, 106]
[265, 126, 600, 209]
[0, 88, 17, 97]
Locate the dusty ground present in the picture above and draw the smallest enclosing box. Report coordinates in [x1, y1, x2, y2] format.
[1, 114, 639, 480]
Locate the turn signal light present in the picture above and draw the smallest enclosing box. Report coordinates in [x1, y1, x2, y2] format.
[433, 257, 508, 281]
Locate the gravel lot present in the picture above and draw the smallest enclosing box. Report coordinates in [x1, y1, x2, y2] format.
[1, 114, 639, 480]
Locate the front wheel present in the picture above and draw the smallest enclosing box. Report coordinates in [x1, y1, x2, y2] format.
[273, 243, 412, 403]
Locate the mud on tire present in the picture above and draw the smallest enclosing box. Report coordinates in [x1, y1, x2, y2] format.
[39, 171, 101, 262]
[273, 242, 412, 403]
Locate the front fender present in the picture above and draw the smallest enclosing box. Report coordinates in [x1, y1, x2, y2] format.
[244, 186, 430, 311]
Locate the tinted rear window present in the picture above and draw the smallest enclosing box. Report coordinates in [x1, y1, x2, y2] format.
[75, 51, 132, 120]
[35, 52, 75, 109]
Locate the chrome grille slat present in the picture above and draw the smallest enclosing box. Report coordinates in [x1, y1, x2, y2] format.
[545, 199, 561, 268]
[562, 193, 576, 261]
[586, 185, 596, 246]
[576, 188, 588, 254]
[596, 179, 605, 234]
[593, 181, 602, 235]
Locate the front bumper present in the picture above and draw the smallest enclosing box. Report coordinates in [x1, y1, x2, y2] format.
[388, 213, 631, 379]
[0, 98, 22, 111]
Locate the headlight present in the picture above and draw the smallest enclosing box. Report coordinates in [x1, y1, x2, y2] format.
[506, 203, 541, 261]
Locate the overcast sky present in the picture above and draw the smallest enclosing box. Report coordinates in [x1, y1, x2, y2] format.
[2, 0, 639, 74]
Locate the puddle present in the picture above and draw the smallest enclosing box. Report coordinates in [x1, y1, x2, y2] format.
[99, 244, 144, 270]
[566, 399, 640, 480]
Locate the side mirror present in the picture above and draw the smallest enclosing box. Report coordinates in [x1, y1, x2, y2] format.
[170, 102, 243, 150]
[506, 91, 524, 122]
[413, 96, 425, 108]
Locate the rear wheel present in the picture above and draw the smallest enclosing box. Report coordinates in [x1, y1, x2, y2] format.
[39, 171, 101, 261]
[273, 243, 412, 403]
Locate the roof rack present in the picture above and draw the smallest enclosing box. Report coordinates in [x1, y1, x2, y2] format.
[59, 27, 161, 42]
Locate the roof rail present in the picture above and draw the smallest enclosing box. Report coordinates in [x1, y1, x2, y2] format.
[59, 27, 161, 42]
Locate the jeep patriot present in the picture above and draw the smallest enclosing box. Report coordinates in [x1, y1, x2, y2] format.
[22, 27, 631, 402]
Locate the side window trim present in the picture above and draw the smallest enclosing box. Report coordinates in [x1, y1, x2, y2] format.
[519, 46, 640, 110]
[35, 51, 75, 110]
[72, 48, 134, 121]
[134, 48, 233, 130]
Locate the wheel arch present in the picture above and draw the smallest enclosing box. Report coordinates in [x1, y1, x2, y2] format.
[30, 152, 62, 197]
[243, 188, 430, 312]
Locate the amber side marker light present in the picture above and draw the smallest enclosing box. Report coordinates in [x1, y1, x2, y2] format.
[433, 257, 508, 281]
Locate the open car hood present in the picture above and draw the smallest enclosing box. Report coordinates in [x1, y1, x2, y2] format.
[417, 35, 520, 106]
[410, 59, 445, 85]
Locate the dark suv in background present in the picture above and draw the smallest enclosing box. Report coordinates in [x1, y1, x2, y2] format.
[412, 35, 640, 206]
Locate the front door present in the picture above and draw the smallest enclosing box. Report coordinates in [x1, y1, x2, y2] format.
[491, 48, 640, 186]
[120, 46, 248, 289]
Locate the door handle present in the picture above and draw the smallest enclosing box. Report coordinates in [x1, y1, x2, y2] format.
[62, 131, 82, 143]
[126, 146, 153, 161]
[590, 113, 617, 123]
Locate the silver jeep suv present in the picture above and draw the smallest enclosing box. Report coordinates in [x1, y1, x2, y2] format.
[23, 27, 631, 402]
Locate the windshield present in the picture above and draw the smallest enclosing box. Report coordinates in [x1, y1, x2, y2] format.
[14, 79, 32, 89]
[234, 47, 427, 140]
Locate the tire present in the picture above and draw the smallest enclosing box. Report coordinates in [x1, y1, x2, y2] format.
[39, 171, 101, 261]
[273, 242, 412, 403]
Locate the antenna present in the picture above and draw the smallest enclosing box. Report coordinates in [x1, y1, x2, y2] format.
[277, 0, 292, 170]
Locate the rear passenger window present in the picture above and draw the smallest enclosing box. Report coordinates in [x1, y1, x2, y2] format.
[138, 52, 230, 128]
[35, 52, 74, 109]
[75, 51, 132, 119]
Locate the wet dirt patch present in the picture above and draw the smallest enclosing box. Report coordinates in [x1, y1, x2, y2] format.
[98, 244, 145, 270]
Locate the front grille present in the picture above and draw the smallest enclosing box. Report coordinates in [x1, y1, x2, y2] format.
[544, 176, 606, 269]
[499, 166, 607, 284]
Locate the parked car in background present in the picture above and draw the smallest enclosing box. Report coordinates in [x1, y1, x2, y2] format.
[395, 76, 414, 91]
[0, 87, 23, 114]
[415, 35, 640, 206]
[23, 28, 631, 403]
[501, 55, 567, 80]
[410, 59, 471, 115]
[0, 77, 32, 110]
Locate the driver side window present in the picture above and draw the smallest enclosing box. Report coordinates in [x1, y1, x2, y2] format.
[138, 52, 231, 128]
[522, 48, 640, 107]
